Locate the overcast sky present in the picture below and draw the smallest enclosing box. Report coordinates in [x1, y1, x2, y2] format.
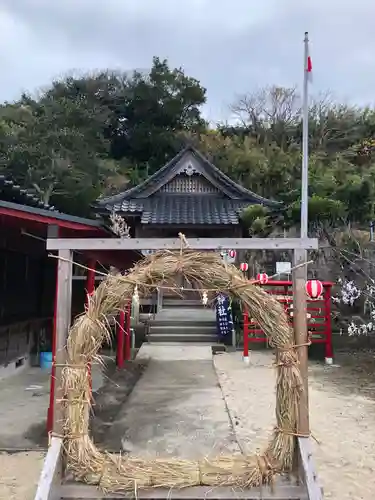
[1, 0, 375, 121]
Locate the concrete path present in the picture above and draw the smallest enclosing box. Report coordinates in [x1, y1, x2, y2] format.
[120, 344, 240, 458]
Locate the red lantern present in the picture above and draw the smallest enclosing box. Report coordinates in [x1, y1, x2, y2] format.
[228, 249, 236, 258]
[240, 262, 249, 272]
[256, 273, 269, 284]
[305, 279, 323, 299]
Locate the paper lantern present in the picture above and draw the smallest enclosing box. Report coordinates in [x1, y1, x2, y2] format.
[240, 262, 249, 272]
[256, 273, 269, 284]
[228, 249, 236, 258]
[305, 279, 323, 299]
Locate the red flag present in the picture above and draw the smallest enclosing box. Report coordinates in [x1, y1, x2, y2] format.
[306, 40, 312, 82]
[307, 55, 312, 73]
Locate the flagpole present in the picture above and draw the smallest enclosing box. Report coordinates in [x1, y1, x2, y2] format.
[301, 31, 309, 242]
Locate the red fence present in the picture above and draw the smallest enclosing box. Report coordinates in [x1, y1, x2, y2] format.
[243, 280, 333, 364]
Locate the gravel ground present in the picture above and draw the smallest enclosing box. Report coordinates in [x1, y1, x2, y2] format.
[0, 451, 45, 500]
[2, 349, 375, 499]
[214, 349, 375, 500]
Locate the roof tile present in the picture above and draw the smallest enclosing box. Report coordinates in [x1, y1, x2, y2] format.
[116, 195, 248, 225]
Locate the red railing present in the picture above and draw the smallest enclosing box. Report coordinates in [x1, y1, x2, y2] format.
[243, 280, 333, 363]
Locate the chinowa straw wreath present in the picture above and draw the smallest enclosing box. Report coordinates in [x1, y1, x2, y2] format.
[60, 247, 303, 494]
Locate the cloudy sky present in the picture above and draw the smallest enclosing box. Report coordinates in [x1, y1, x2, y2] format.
[1, 0, 375, 121]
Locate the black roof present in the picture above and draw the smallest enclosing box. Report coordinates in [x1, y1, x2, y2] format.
[94, 146, 281, 225]
[0, 175, 56, 211]
[0, 175, 106, 228]
[116, 195, 252, 225]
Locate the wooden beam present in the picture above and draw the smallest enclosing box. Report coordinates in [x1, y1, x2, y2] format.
[298, 437, 324, 499]
[53, 249, 73, 436]
[34, 436, 63, 500]
[46, 237, 318, 251]
[57, 483, 308, 499]
[292, 248, 309, 435]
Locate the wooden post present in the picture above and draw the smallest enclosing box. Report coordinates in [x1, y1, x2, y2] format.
[52, 249, 73, 436]
[47, 225, 59, 434]
[85, 260, 96, 391]
[292, 248, 309, 435]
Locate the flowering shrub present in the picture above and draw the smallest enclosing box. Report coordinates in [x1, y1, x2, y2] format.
[333, 278, 375, 335]
[332, 278, 361, 306]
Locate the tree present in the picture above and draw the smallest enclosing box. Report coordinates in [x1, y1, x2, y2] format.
[110, 57, 207, 169]
[43, 58, 207, 175]
[230, 86, 301, 149]
[0, 57, 207, 214]
[0, 94, 116, 215]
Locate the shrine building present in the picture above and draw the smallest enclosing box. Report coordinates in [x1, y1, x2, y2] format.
[94, 145, 280, 240]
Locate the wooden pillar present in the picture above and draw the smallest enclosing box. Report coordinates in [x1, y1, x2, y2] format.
[116, 310, 125, 368]
[47, 262, 59, 433]
[52, 249, 73, 436]
[85, 259, 96, 391]
[292, 248, 309, 435]
[47, 225, 59, 434]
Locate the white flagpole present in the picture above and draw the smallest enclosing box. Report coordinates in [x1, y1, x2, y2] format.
[301, 32, 310, 241]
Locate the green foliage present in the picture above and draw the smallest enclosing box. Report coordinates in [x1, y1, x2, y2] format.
[0, 66, 375, 226]
[287, 196, 346, 227]
[240, 205, 272, 236]
[0, 58, 206, 215]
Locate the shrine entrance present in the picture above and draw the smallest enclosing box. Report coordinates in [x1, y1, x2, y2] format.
[93, 146, 280, 315]
[36, 234, 322, 500]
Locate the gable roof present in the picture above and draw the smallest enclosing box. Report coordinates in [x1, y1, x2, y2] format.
[95, 146, 281, 209]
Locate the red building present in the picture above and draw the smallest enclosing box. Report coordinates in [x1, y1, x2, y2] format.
[0, 175, 138, 376]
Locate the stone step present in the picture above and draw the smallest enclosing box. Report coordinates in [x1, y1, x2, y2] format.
[148, 333, 218, 343]
[150, 319, 217, 327]
[157, 308, 215, 319]
[149, 325, 217, 335]
[161, 299, 206, 307]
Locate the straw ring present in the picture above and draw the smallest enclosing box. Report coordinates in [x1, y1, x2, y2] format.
[61, 248, 303, 494]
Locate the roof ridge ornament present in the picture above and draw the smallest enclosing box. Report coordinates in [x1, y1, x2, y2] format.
[183, 163, 197, 176]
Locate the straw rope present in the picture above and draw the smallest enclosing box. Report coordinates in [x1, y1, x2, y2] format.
[60, 244, 305, 494]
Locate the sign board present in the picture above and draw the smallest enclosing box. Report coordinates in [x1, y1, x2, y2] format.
[215, 293, 234, 338]
[276, 261, 292, 275]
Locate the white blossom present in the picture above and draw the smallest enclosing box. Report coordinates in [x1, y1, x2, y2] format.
[334, 279, 374, 336]
[109, 212, 131, 238]
[333, 279, 361, 306]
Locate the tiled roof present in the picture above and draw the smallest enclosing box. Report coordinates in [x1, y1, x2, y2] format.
[95, 146, 281, 210]
[94, 146, 281, 226]
[109, 195, 248, 225]
[0, 175, 56, 211]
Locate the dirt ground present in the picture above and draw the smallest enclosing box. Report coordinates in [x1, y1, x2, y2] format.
[1, 348, 375, 499]
[214, 349, 375, 500]
[0, 451, 45, 500]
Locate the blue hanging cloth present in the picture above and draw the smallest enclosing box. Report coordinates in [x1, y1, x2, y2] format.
[215, 293, 234, 338]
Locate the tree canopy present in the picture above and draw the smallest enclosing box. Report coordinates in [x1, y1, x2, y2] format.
[1, 58, 374, 227]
